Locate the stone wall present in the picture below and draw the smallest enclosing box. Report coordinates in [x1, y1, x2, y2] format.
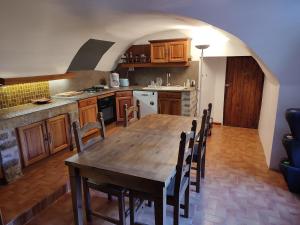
[181, 90, 197, 117]
[0, 129, 22, 183]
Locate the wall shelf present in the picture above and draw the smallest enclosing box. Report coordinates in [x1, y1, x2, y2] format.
[119, 62, 190, 68]
[0, 72, 76, 86]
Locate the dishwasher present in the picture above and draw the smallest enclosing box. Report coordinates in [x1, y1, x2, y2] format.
[133, 91, 158, 117]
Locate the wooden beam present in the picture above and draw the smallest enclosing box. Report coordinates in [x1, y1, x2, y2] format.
[0, 72, 76, 86]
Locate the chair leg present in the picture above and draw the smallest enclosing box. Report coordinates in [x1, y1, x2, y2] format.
[129, 194, 135, 225]
[82, 178, 92, 222]
[108, 193, 112, 201]
[118, 192, 126, 225]
[201, 152, 206, 179]
[196, 158, 201, 193]
[147, 200, 152, 207]
[184, 185, 190, 218]
[173, 202, 180, 225]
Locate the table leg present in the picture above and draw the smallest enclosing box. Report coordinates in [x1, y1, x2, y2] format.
[69, 167, 83, 225]
[154, 187, 166, 225]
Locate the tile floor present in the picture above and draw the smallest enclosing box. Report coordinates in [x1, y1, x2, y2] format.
[2, 125, 300, 225]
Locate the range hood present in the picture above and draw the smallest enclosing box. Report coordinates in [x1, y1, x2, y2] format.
[67, 39, 114, 71]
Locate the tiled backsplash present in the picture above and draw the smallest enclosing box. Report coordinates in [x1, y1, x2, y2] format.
[0, 82, 50, 109]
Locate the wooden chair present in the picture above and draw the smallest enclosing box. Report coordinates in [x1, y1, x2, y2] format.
[129, 120, 197, 225]
[124, 100, 141, 127]
[207, 103, 213, 136]
[72, 112, 129, 225]
[191, 109, 209, 193]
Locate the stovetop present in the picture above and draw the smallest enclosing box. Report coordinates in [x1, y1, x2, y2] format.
[82, 86, 105, 93]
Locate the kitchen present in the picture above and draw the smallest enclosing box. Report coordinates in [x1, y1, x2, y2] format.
[1, 1, 299, 225]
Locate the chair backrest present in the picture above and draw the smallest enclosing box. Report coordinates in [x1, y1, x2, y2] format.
[124, 100, 141, 127]
[72, 112, 106, 153]
[174, 120, 197, 197]
[196, 109, 208, 145]
[207, 103, 212, 122]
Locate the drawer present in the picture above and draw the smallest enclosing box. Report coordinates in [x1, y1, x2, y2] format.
[158, 91, 181, 99]
[78, 97, 97, 108]
[116, 91, 133, 97]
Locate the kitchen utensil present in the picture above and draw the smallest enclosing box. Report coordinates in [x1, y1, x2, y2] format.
[119, 78, 129, 87]
[31, 98, 52, 104]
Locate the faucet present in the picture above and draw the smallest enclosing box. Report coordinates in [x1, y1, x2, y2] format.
[166, 73, 171, 86]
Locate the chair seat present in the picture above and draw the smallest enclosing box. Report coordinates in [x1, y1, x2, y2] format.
[167, 176, 189, 197]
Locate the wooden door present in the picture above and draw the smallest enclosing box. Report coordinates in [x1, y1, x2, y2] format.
[168, 41, 188, 62]
[116, 96, 133, 122]
[18, 121, 49, 167]
[46, 114, 70, 155]
[224, 57, 264, 129]
[150, 42, 168, 63]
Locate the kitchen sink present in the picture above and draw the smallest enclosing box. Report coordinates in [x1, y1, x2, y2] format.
[142, 86, 187, 91]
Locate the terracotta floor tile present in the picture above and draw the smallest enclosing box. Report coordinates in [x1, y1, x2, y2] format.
[2, 125, 300, 225]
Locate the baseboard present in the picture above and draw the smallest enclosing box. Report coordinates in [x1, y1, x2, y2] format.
[213, 122, 222, 125]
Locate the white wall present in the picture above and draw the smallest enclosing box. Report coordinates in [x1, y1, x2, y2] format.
[258, 77, 280, 167]
[201, 57, 227, 124]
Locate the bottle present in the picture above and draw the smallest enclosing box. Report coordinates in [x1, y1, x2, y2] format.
[186, 79, 191, 88]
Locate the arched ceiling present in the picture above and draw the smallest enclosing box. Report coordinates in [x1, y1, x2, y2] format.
[1, 0, 300, 85]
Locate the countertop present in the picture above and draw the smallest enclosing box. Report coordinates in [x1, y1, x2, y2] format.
[0, 99, 75, 120]
[0, 86, 195, 121]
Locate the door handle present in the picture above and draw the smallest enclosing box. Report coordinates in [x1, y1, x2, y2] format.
[225, 84, 230, 87]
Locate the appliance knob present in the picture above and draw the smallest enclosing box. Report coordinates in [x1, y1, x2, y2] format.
[150, 101, 154, 106]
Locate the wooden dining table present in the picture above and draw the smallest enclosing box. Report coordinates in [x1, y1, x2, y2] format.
[65, 114, 196, 225]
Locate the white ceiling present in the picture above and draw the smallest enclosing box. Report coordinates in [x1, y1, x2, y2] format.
[0, 0, 251, 77]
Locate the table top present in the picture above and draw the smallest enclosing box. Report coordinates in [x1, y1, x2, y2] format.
[65, 114, 196, 187]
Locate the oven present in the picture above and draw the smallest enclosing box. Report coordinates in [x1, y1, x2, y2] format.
[97, 95, 116, 125]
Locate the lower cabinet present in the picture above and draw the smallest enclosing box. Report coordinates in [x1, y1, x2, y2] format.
[158, 92, 181, 115]
[17, 114, 70, 167]
[46, 114, 71, 155]
[116, 91, 133, 122]
[78, 97, 99, 139]
[18, 121, 49, 167]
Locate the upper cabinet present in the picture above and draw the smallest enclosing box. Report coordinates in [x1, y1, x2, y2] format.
[119, 38, 191, 68]
[150, 38, 191, 63]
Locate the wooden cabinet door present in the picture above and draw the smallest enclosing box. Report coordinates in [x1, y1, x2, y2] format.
[168, 41, 188, 62]
[170, 99, 181, 115]
[18, 121, 49, 167]
[46, 114, 70, 155]
[79, 103, 99, 137]
[79, 104, 98, 127]
[150, 42, 168, 63]
[158, 98, 181, 115]
[116, 96, 133, 122]
[158, 98, 171, 114]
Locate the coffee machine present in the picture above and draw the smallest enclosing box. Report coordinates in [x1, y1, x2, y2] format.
[110, 72, 120, 88]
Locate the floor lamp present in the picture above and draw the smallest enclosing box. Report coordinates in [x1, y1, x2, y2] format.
[195, 44, 210, 117]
